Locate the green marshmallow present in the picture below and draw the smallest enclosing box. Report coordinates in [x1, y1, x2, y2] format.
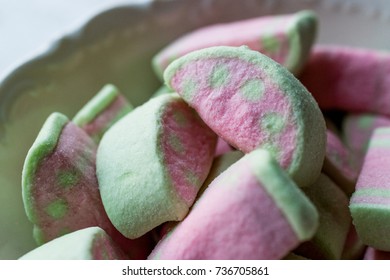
[96, 94, 217, 239]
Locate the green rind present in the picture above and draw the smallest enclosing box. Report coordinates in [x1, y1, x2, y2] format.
[32, 225, 46, 245]
[286, 10, 318, 75]
[19, 227, 103, 260]
[73, 84, 133, 126]
[96, 94, 189, 239]
[164, 46, 326, 187]
[21, 112, 69, 223]
[248, 149, 319, 241]
[350, 203, 390, 251]
[353, 188, 390, 197]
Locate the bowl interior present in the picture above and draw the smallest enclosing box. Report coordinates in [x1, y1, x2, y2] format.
[0, 0, 389, 259]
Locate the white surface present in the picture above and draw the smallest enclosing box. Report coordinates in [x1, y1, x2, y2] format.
[0, 0, 148, 78]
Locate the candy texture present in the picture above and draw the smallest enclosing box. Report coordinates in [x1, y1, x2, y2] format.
[350, 127, 390, 251]
[165, 46, 326, 187]
[21, 112, 154, 259]
[97, 94, 217, 239]
[148, 149, 318, 260]
[153, 10, 317, 77]
[73, 84, 133, 143]
[295, 174, 351, 259]
[19, 227, 126, 260]
[300, 46, 390, 116]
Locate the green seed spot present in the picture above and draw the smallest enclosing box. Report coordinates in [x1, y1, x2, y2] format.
[357, 116, 374, 130]
[181, 78, 197, 101]
[58, 227, 71, 237]
[262, 34, 281, 53]
[239, 79, 265, 102]
[261, 112, 285, 134]
[45, 199, 68, 219]
[185, 170, 201, 186]
[56, 169, 80, 188]
[173, 111, 188, 126]
[168, 133, 185, 154]
[210, 64, 230, 88]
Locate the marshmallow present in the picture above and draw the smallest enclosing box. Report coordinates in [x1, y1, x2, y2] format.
[300, 46, 390, 116]
[350, 127, 390, 251]
[22, 112, 154, 259]
[153, 10, 317, 77]
[97, 94, 217, 239]
[19, 227, 126, 260]
[73, 84, 133, 143]
[148, 149, 318, 259]
[164, 45, 326, 187]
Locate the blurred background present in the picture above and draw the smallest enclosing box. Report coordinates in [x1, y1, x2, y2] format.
[1, 0, 390, 80]
[0, 0, 150, 78]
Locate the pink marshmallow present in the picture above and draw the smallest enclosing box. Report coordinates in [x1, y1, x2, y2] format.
[299, 46, 390, 116]
[148, 149, 318, 260]
[350, 127, 390, 251]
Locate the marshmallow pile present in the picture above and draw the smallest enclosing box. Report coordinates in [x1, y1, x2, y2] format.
[20, 10, 390, 260]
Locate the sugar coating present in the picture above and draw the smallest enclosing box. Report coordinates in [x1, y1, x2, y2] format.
[322, 130, 358, 196]
[73, 84, 133, 143]
[299, 46, 390, 116]
[19, 227, 126, 260]
[22, 112, 110, 243]
[153, 10, 317, 78]
[22, 112, 154, 259]
[164, 46, 326, 187]
[295, 174, 351, 259]
[148, 149, 318, 260]
[97, 94, 217, 239]
[342, 113, 390, 170]
[350, 127, 390, 251]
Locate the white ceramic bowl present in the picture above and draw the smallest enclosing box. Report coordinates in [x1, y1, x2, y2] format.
[1, 0, 389, 259]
